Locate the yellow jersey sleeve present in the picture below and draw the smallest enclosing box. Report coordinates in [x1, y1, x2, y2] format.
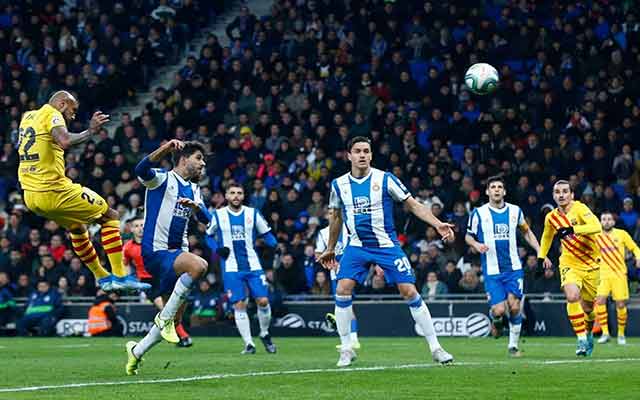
[572, 202, 602, 235]
[620, 230, 640, 259]
[42, 107, 66, 133]
[538, 212, 555, 259]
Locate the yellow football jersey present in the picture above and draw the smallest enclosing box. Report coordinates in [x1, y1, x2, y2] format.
[17, 104, 73, 192]
[596, 228, 640, 279]
[539, 201, 602, 270]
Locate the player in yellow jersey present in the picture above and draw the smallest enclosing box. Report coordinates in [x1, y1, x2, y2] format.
[538, 180, 602, 357]
[594, 211, 640, 345]
[18, 91, 150, 292]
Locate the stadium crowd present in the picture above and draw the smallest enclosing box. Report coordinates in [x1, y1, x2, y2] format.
[1, 0, 640, 330]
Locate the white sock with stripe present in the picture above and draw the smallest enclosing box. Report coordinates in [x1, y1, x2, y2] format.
[234, 309, 254, 346]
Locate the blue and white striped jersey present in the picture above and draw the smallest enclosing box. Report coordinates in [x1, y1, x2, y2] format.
[206, 206, 271, 272]
[467, 203, 526, 275]
[328, 168, 410, 248]
[140, 169, 203, 254]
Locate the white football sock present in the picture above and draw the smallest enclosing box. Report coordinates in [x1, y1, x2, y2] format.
[509, 314, 523, 349]
[234, 309, 254, 346]
[159, 273, 193, 320]
[335, 295, 353, 350]
[350, 318, 359, 342]
[408, 295, 441, 352]
[133, 325, 162, 359]
[258, 304, 272, 338]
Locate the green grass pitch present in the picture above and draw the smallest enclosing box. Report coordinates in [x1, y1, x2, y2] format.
[0, 336, 638, 399]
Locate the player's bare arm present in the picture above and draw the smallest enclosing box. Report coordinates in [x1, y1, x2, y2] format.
[317, 208, 342, 270]
[519, 223, 552, 267]
[51, 111, 110, 149]
[465, 233, 489, 253]
[404, 196, 455, 242]
[147, 139, 185, 162]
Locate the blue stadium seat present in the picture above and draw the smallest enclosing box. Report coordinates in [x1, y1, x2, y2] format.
[611, 183, 628, 201]
[449, 145, 465, 164]
[410, 61, 428, 81]
[504, 59, 524, 73]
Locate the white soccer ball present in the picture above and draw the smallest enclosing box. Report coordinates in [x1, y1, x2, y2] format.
[464, 63, 499, 95]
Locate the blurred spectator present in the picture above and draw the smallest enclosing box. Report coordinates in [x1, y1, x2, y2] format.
[190, 280, 222, 326]
[274, 254, 306, 295]
[0, 272, 16, 327]
[458, 270, 483, 294]
[441, 261, 462, 293]
[421, 271, 449, 301]
[17, 280, 63, 336]
[88, 291, 123, 337]
[310, 270, 331, 296]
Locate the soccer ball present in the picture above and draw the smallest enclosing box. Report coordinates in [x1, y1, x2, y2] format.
[464, 63, 499, 95]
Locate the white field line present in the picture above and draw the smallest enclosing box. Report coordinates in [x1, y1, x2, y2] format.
[0, 358, 639, 393]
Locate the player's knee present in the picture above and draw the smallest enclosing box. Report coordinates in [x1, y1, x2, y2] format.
[233, 301, 247, 311]
[256, 298, 269, 307]
[68, 224, 85, 234]
[509, 304, 520, 316]
[103, 208, 119, 221]
[190, 257, 207, 278]
[616, 301, 626, 309]
[492, 303, 506, 317]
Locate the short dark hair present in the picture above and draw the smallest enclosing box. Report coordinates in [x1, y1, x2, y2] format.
[553, 179, 572, 192]
[486, 175, 505, 188]
[226, 182, 244, 193]
[347, 136, 372, 151]
[173, 141, 206, 165]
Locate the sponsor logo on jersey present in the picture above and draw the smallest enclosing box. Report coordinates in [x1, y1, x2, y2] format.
[494, 223, 510, 240]
[353, 196, 371, 215]
[231, 225, 246, 240]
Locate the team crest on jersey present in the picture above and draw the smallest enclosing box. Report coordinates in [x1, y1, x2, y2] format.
[372, 183, 380, 191]
[173, 203, 191, 219]
[353, 196, 371, 215]
[494, 223, 509, 240]
[52, 115, 62, 125]
[231, 225, 246, 240]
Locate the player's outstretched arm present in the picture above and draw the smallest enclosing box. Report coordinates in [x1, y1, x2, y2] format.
[51, 111, 109, 149]
[404, 196, 455, 242]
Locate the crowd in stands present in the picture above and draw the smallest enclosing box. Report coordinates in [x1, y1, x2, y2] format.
[1, 0, 640, 332]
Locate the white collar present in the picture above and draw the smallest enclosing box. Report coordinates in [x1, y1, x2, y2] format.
[349, 169, 373, 184]
[488, 203, 508, 213]
[226, 206, 244, 216]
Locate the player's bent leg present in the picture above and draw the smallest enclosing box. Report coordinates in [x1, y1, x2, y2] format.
[233, 300, 256, 354]
[398, 283, 453, 365]
[256, 297, 276, 353]
[155, 252, 207, 344]
[68, 224, 113, 288]
[506, 296, 522, 356]
[98, 210, 151, 292]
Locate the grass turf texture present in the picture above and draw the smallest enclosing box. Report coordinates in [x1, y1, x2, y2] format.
[0, 337, 638, 399]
